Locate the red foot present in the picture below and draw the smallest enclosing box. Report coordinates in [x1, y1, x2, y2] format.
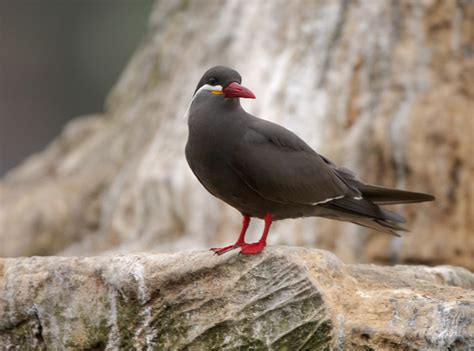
[210, 244, 239, 255]
[240, 242, 266, 255]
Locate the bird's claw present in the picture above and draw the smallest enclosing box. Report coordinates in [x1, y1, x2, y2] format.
[210, 244, 239, 255]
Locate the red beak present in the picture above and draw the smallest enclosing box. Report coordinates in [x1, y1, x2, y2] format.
[223, 82, 256, 99]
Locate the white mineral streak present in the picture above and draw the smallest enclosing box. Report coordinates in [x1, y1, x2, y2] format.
[130, 261, 156, 350]
[105, 288, 120, 350]
[388, 3, 427, 260]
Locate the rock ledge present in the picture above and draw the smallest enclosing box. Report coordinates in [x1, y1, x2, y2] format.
[1, 246, 473, 349]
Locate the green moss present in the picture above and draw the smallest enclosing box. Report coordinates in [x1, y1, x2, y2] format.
[81, 317, 110, 350]
[0, 318, 46, 350]
[299, 320, 332, 350]
[115, 293, 143, 349]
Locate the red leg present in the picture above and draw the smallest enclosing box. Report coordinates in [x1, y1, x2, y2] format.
[240, 213, 273, 254]
[211, 215, 250, 255]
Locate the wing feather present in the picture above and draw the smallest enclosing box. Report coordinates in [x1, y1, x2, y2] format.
[228, 120, 359, 205]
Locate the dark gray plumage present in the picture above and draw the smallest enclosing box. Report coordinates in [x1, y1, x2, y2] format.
[185, 66, 435, 254]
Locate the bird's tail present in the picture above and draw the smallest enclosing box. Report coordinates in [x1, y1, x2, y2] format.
[322, 167, 435, 234]
[356, 184, 435, 205]
[320, 197, 411, 236]
[335, 167, 435, 205]
[349, 217, 408, 236]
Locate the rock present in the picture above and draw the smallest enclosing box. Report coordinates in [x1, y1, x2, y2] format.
[0, 0, 473, 270]
[1, 247, 473, 350]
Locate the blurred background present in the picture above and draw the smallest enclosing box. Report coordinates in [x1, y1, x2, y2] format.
[0, 0, 153, 175]
[0, 0, 472, 270]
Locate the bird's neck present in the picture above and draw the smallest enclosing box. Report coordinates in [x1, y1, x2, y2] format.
[222, 98, 242, 110]
[188, 95, 244, 122]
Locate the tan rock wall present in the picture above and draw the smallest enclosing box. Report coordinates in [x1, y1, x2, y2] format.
[0, 0, 472, 268]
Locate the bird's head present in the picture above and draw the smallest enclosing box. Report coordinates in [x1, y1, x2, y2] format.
[194, 66, 256, 99]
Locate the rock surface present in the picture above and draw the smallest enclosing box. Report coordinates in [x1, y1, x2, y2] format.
[0, 0, 473, 269]
[1, 247, 473, 350]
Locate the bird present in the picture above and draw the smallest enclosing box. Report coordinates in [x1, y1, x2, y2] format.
[185, 66, 435, 255]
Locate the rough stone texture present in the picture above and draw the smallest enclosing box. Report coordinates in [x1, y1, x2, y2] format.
[0, 0, 473, 268]
[0, 247, 473, 350]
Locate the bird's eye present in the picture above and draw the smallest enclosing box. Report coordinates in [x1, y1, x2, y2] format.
[208, 77, 217, 85]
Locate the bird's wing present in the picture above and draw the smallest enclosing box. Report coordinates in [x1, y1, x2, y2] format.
[228, 120, 360, 205]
